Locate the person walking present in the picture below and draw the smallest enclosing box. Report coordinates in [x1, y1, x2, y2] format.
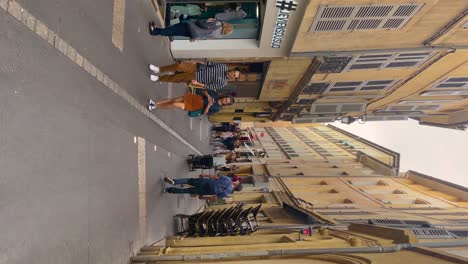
[148, 88, 234, 116]
[164, 175, 243, 200]
[212, 122, 239, 132]
[149, 18, 233, 41]
[148, 60, 241, 92]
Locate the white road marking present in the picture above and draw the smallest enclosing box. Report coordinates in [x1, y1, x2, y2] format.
[167, 83, 172, 99]
[134, 136, 137, 144]
[168, 152, 171, 157]
[200, 119, 203, 141]
[137, 137, 147, 245]
[154, 145, 157, 152]
[190, 118, 193, 131]
[1, 1, 203, 155]
[112, 0, 126, 52]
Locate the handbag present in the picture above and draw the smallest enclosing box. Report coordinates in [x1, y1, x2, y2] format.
[188, 109, 203, 117]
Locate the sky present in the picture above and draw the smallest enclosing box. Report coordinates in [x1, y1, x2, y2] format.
[332, 119, 468, 187]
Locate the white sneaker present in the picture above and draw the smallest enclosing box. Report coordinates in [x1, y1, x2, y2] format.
[150, 75, 159, 82]
[149, 64, 160, 73]
[148, 99, 156, 111]
[164, 176, 175, 185]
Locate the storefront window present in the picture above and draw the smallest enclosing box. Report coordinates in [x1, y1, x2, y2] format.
[165, 1, 261, 40]
[217, 62, 270, 98]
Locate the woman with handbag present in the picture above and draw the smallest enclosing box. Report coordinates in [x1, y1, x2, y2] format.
[149, 18, 233, 40]
[148, 89, 234, 116]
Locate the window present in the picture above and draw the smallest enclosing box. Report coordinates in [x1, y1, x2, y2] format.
[309, 4, 423, 32]
[311, 103, 367, 113]
[368, 219, 432, 227]
[397, 100, 457, 105]
[433, 77, 468, 89]
[292, 117, 337, 124]
[303, 83, 329, 94]
[317, 56, 353, 73]
[324, 94, 383, 99]
[344, 52, 434, 70]
[166, 2, 261, 40]
[365, 115, 409, 121]
[386, 104, 441, 111]
[322, 80, 397, 92]
[296, 99, 315, 104]
[422, 90, 468, 96]
[411, 228, 456, 239]
[319, 211, 374, 215]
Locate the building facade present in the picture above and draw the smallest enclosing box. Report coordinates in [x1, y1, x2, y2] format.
[131, 124, 468, 263]
[159, 1, 468, 127]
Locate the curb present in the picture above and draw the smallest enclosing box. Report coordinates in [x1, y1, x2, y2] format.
[150, 0, 165, 28]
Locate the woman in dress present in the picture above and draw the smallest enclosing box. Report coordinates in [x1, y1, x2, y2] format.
[148, 89, 234, 116]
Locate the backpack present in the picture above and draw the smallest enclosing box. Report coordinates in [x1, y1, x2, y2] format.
[187, 85, 205, 118]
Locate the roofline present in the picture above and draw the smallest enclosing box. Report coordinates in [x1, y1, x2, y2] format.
[326, 124, 400, 170]
[407, 170, 468, 192]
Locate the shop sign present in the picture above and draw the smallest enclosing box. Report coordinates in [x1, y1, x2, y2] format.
[271, 0, 298, 48]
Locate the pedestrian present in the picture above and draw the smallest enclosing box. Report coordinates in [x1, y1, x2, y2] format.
[216, 131, 238, 139]
[188, 153, 228, 170]
[212, 122, 239, 132]
[217, 164, 239, 174]
[149, 18, 233, 41]
[222, 137, 240, 151]
[147, 60, 241, 92]
[164, 175, 243, 200]
[148, 88, 234, 116]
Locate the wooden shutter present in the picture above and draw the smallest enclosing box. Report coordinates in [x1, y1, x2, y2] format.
[309, 4, 423, 32]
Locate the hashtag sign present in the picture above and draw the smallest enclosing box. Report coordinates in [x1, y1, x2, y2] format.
[276, 0, 297, 11]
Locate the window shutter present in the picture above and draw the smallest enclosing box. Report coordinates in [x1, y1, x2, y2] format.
[303, 83, 329, 94]
[311, 103, 366, 114]
[341, 104, 366, 112]
[386, 105, 440, 111]
[345, 52, 433, 70]
[310, 4, 423, 32]
[411, 228, 456, 239]
[434, 77, 468, 89]
[422, 90, 468, 96]
[324, 80, 396, 92]
[368, 219, 431, 227]
[314, 104, 340, 113]
[292, 117, 336, 123]
[317, 56, 353, 73]
[366, 115, 409, 121]
[397, 100, 457, 105]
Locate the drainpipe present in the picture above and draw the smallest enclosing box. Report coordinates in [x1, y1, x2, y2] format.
[424, 9, 468, 46]
[130, 240, 468, 262]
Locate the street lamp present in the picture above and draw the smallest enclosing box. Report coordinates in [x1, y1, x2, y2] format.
[340, 116, 356, 125]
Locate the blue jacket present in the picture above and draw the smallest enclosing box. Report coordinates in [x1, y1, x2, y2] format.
[208, 176, 233, 198]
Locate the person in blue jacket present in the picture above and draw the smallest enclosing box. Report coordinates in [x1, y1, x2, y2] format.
[164, 175, 243, 200]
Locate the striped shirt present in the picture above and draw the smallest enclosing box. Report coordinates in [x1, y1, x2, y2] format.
[195, 61, 228, 91]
